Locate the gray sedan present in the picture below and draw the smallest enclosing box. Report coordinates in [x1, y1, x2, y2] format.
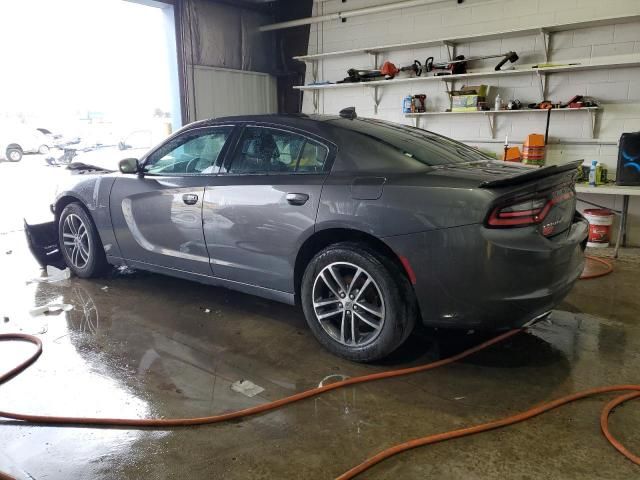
[32, 111, 588, 361]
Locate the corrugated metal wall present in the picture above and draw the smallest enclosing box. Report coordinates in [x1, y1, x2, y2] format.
[189, 66, 277, 120]
[178, 0, 278, 123]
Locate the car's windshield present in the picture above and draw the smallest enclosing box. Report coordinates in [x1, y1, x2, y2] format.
[333, 117, 492, 167]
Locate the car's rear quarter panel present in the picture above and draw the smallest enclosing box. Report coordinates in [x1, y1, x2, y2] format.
[383, 217, 587, 330]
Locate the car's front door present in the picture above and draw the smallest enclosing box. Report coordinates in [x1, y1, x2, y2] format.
[110, 125, 235, 276]
[203, 125, 333, 293]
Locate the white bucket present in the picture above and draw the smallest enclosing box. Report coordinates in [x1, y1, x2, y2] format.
[584, 209, 614, 248]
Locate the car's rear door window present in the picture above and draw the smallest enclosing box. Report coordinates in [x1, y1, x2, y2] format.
[144, 126, 233, 175]
[331, 118, 492, 168]
[227, 126, 328, 174]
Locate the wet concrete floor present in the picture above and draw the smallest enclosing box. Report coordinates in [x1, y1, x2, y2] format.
[1, 229, 639, 479]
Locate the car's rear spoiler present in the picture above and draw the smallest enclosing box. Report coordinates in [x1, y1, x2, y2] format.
[479, 160, 583, 189]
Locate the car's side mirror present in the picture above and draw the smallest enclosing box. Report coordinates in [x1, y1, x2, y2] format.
[119, 158, 140, 174]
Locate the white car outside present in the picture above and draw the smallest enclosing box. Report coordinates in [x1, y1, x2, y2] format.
[0, 125, 52, 161]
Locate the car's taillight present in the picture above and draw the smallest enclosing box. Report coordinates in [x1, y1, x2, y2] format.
[487, 190, 574, 227]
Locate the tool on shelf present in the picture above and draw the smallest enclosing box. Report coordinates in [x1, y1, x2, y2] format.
[425, 51, 519, 75]
[337, 60, 423, 83]
[532, 62, 580, 69]
[402, 94, 427, 113]
[507, 99, 522, 110]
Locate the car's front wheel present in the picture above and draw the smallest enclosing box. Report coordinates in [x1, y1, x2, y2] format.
[301, 242, 416, 362]
[58, 203, 108, 278]
[38, 144, 50, 154]
[6, 147, 22, 162]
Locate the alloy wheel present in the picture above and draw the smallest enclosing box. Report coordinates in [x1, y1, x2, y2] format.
[62, 213, 90, 269]
[312, 262, 385, 347]
[8, 150, 21, 161]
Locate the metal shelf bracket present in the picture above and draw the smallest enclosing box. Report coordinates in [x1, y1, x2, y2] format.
[539, 29, 550, 63]
[589, 108, 598, 138]
[367, 51, 381, 69]
[443, 80, 454, 110]
[370, 85, 382, 114]
[536, 71, 548, 101]
[443, 41, 456, 61]
[487, 112, 496, 139]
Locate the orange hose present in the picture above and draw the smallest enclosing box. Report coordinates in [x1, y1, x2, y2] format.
[1, 322, 637, 480]
[337, 385, 640, 479]
[580, 255, 614, 280]
[0, 330, 521, 426]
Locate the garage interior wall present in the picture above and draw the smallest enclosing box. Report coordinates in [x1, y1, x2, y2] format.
[178, 0, 279, 121]
[302, 0, 640, 245]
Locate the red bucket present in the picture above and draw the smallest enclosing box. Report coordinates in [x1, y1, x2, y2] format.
[583, 209, 614, 248]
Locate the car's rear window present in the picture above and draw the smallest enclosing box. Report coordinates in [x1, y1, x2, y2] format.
[332, 118, 492, 167]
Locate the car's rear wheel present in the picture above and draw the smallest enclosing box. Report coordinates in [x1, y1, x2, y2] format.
[301, 242, 416, 362]
[6, 147, 22, 162]
[58, 203, 108, 278]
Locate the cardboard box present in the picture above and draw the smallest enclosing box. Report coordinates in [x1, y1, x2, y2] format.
[451, 85, 489, 112]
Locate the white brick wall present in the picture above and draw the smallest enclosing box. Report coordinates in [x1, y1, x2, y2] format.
[302, 0, 640, 245]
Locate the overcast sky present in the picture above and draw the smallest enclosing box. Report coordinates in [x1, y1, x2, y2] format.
[0, 0, 176, 129]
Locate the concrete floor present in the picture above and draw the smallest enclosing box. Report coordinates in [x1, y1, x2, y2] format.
[1, 165, 639, 479]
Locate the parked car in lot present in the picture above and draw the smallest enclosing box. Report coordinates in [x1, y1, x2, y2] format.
[1, 125, 52, 161]
[63, 130, 159, 169]
[26, 111, 588, 361]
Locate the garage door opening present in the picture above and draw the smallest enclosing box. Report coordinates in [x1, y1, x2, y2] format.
[0, 0, 181, 167]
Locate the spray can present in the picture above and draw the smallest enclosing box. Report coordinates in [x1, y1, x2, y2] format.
[595, 162, 606, 185]
[402, 95, 413, 114]
[589, 160, 597, 186]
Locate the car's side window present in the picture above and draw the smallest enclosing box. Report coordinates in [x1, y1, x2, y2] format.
[144, 127, 233, 175]
[297, 141, 328, 173]
[227, 126, 328, 174]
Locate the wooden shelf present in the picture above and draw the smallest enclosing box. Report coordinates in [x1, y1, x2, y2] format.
[405, 107, 600, 138]
[294, 12, 640, 144]
[456, 138, 617, 145]
[405, 107, 599, 116]
[295, 57, 640, 115]
[294, 58, 640, 92]
[294, 13, 640, 63]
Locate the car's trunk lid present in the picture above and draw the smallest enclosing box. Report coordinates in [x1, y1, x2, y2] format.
[477, 159, 582, 189]
[435, 159, 581, 238]
[480, 160, 581, 238]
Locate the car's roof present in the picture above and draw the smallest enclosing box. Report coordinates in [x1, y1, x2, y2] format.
[190, 113, 339, 129]
[188, 113, 409, 145]
[201, 113, 333, 121]
[186, 113, 372, 145]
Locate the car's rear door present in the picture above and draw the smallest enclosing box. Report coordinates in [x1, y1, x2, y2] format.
[203, 124, 334, 293]
[109, 125, 236, 276]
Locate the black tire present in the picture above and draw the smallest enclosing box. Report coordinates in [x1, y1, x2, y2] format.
[6, 147, 22, 162]
[301, 242, 417, 362]
[58, 202, 109, 278]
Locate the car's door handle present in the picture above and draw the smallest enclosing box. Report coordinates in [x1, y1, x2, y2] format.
[286, 193, 309, 206]
[182, 193, 199, 205]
